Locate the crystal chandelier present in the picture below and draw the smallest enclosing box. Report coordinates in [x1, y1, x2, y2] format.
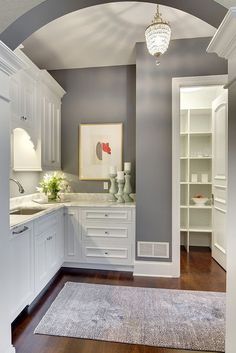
[145, 4, 171, 65]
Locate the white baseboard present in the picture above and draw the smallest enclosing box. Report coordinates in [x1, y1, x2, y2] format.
[134, 260, 180, 278]
[62, 262, 134, 272]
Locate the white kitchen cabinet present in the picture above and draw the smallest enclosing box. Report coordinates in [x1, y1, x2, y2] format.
[10, 49, 65, 171]
[34, 211, 63, 296]
[64, 207, 80, 262]
[10, 222, 34, 321]
[10, 71, 37, 137]
[40, 70, 65, 170]
[57, 208, 65, 265]
[77, 207, 135, 266]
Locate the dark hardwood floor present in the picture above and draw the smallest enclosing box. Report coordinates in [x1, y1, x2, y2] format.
[12, 247, 226, 353]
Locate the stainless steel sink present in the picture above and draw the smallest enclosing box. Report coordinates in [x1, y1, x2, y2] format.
[10, 208, 45, 215]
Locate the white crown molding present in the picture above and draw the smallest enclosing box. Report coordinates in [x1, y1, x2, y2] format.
[0, 41, 26, 76]
[40, 69, 66, 98]
[207, 7, 236, 59]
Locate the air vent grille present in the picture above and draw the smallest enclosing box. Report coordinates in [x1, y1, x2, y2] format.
[138, 242, 169, 258]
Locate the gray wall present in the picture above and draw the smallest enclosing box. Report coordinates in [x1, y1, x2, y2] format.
[136, 37, 227, 261]
[50, 65, 136, 193]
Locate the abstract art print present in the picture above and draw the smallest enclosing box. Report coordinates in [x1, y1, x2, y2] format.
[79, 123, 123, 180]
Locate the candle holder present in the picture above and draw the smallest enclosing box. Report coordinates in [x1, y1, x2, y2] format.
[116, 179, 125, 203]
[109, 173, 118, 201]
[123, 170, 133, 202]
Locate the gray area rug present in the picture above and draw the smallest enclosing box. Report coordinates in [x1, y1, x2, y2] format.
[35, 282, 225, 352]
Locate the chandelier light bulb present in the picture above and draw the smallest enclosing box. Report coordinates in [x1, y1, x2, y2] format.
[145, 4, 171, 63]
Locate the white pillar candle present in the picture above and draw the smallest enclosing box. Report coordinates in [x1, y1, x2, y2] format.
[124, 162, 131, 172]
[109, 166, 117, 175]
[117, 171, 125, 180]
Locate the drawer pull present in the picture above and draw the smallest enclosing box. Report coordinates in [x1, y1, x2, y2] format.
[12, 226, 28, 235]
[104, 214, 108, 217]
[104, 252, 109, 255]
[105, 231, 109, 235]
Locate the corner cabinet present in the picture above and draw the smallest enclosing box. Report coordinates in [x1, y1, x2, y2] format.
[40, 70, 65, 170]
[10, 49, 66, 171]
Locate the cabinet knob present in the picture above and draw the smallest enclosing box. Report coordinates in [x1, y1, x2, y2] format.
[104, 252, 109, 255]
[104, 214, 108, 217]
[105, 231, 109, 235]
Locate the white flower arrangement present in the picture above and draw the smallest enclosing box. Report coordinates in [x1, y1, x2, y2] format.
[37, 172, 70, 201]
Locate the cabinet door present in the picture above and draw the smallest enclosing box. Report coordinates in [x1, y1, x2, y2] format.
[41, 88, 61, 170]
[45, 225, 58, 277]
[10, 72, 36, 133]
[51, 97, 61, 169]
[57, 209, 64, 265]
[11, 224, 34, 321]
[10, 73, 22, 125]
[64, 208, 80, 262]
[42, 95, 52, 168]
[34, 232, 48, 294]
[21, 72, 36, 131]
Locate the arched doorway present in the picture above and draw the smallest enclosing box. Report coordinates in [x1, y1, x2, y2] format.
[0, 0, 227, 50]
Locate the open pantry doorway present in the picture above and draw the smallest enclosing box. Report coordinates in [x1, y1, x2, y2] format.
[172, 75, 228, 271]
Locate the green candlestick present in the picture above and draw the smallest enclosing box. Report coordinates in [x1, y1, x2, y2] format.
[123, 171, 133, 202]
[109, 173, 118, 201]
[116, 179, 125, 203]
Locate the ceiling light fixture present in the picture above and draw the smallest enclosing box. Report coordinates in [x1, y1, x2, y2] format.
[145, 4, 171, 65]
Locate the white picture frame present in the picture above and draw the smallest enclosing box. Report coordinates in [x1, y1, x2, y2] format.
[79, 123, 123, 180]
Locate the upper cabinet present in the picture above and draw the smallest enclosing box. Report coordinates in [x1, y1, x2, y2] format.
[10, 48, 66, 171]
[11, 71, 37, 134]
[40, 70, 65, 170]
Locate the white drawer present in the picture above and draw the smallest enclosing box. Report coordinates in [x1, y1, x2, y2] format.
[81, 209, 132, 222]
[81, 245, 132, 265]
[82, 224, 131, 242]
[34, 212, 57, 236]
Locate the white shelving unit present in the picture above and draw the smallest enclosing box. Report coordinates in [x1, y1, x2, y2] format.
[180, 108, 212, 252]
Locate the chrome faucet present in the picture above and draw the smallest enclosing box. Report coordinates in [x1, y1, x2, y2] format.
[10, 178, 25, 194]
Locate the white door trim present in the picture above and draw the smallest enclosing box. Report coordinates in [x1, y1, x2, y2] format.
[172, 74, 228, 277]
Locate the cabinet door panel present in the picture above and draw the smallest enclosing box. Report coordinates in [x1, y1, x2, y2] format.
[64, 209, 80, 262]
[23, 75, 35, 129]
[11, 224, 34, 321]
[10, 74, 22, 124]
[35, 233, 48, 294]
[42, 96, 52, 167]
[41, 87, 61, 170]
[51, 100, 61, 169]
[46, 226, 57, 277]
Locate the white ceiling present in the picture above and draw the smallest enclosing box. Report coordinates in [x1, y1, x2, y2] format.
[21, 2, 217, 69]
[0, 0, 232, 35]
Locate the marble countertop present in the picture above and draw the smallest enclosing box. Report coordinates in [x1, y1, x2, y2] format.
[10, 198, 135, 229]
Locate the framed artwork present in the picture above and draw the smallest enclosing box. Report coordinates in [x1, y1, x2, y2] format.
[79, 123, 123, 180]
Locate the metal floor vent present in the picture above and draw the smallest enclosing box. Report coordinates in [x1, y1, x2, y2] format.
[138, 242, 169, 258]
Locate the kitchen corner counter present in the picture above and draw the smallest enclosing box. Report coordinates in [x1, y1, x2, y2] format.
[10, 195, 136, 229]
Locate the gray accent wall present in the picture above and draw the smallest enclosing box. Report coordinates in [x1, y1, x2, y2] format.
[136, 37, 227, 261]
[50, 65, 136, 193]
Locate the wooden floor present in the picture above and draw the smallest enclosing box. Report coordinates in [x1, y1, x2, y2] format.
[12, 247, 226, 353]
